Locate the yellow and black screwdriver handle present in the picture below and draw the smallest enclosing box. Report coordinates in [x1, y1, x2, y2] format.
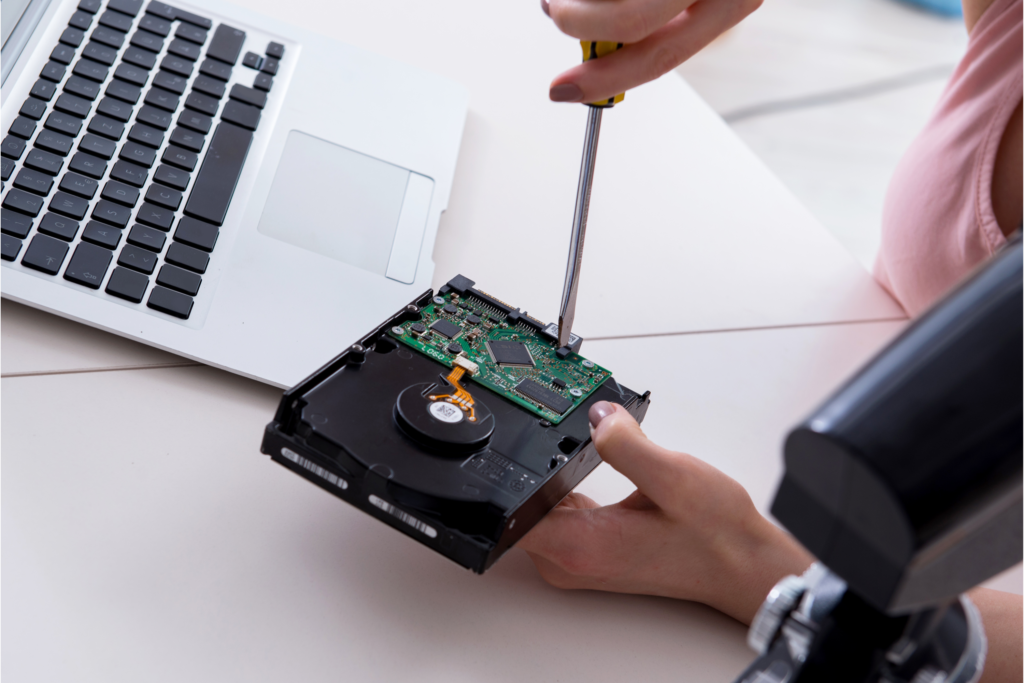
[580, 41, 625, 107]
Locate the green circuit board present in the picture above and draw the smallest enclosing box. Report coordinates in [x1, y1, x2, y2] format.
[388, 289, 611, 424]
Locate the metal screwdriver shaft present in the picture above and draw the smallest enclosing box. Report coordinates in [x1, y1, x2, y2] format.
[558, 105, 602, 349]
[557, 41, 624, 350]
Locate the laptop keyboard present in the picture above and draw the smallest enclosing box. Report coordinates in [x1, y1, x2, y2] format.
[1, 0, 284, 320]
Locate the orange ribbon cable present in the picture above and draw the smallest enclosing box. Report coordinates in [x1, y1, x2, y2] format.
[428, 366, 477, 422]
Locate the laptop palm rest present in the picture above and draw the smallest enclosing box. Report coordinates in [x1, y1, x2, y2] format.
[257, 130, 433, 284]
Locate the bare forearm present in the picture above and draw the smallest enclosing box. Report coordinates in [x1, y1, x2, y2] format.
[970, 587, 1023, 683]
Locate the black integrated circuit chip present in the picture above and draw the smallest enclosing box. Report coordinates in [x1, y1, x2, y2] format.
[516, 378, 573, 415]
[487, 340, 535, 367]
[430, 319, 462, 339]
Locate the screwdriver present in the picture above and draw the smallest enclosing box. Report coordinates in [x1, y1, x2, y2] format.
[558, 41, 624, 350]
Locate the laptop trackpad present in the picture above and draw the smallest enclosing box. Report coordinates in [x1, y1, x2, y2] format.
[257, 130, 433, 284]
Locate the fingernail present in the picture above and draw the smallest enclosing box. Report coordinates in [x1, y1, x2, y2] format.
[550, 83, 583, 102]
[540, 0, 550, 16]
[589, 401, 614, 428]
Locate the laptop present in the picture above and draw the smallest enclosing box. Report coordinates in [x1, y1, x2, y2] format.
[0, 0, 468, 388]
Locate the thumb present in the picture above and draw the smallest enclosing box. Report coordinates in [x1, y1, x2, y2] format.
[589, 401, 688, 506]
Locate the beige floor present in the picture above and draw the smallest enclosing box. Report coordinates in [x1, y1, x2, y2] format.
[677, 0, 969, 269]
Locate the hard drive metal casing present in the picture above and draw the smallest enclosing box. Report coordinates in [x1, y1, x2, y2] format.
[261, 284, 651, 573]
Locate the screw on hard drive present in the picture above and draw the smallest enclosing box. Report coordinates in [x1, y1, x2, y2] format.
[569, 388, 583, 397]
[433, 296, 445, 305]
[392, 326, 405, 335]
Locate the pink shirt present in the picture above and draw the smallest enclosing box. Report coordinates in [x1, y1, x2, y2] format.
[874, 0, 1022, 316]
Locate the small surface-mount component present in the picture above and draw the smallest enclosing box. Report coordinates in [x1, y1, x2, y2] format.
[516, 378, 573, 415]
[552, 377, 567, 388]
[430, 318, 462, 339]
[410, 322, 427, 335]
[443, 303, 458, 314]
[467, 314, 481, 324]
[487, 339, 535, 367]
[446, 342, 462, 354]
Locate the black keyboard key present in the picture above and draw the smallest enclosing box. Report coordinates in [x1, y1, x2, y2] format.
[92, 199, 131, 227]
[10, 116, 37, 139]
[87, 115, 124, 140]
[127, 223, 166, 251]
[82, 41, 118, 65]
[175, 23, 207, 44]
[153, 164, 188, 191]
[118, 243, 158, 273]
[54, 93, 92, 118]
[110, 160, 148, 187]
[145, 1, 177, 20]
[58, 171, 99, 198]
[20, 98, 48, 121]
[129, 30, 163, 53]
[123, 46, 158, 70]
[153, 70, 187, 95]
[64, 75, 101, 100]
[64, 241, 112, 288]
[266, 42, 285, 59]
[136, 104, 172, 130]
[144, 88, 179, 112]
[261, 57, 279, 76]
[60, 27, 85, 47]
[221, 100, 260, 131]
[176, 8, 211, 29]
[45, 112, 84, 137]
[106, 79, 141, 103]
[70, 8, 94, 27]
[199, 58, 231, 81]
[145, 183, 181, 209]
[136, 201, 174, 230]
[1, 158, 13, 180]
[191, 75, 225, 100]
[14, 168, 54, 195]
[206, 24, 246, 65]
[139, 13, 171, 36]
[253, 73, 273, 92]
[105, 266, 148, 302]
[128, 123, 163, 148]
[2, 234, 23, 261]
[38, 212, 80, 241]
[168, 128, 203, 153]
[96, 97, 133, 122]
[162, 145, 198, 170]
[181, 124, 250, 226]
[114, 63, 148, 87]
[108, 0, 143, 16]
[82, 220, 122, 248]
[147, 285, 192, 318]
[1, 208, 34, 237]
[50, 44, 76, 65]
[78, 0, 102, 13]
[174, 215, 218, 250]
[79, 133, 117, 159]
[242, 51, 262, 70]
[35, 130, 74, 157]
[91, 25, 126, 49]
[165, 241, 208, 273]
[178, 110, 211, 134]
[156, 263, 200, 295]
[25, 148, 64, 175]
[230, 84, 267, 109]
[119, 141, 156, 167]
[40, 60, 67, 82]
[168, 38, 201, 61]
[184, 91, 218, 117]
[102, 180, 139, 206]
[160, 55, 192, 78]
[73, 58, 109, 82]
[30, 79, 56, 101]
[99, 9, 134, 32]
[21, 234, 69, 274]
[50, 191, 90, 219]
[2, 135, 26, 159]
[69, 152, 106, 178]
[3, 189, 44, 216]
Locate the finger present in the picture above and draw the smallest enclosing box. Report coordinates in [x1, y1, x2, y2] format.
[547, 0, 698, 44]
[517, 493, 599, 554]
[589, 403, 699, 507]
[549, 0, 762, 104]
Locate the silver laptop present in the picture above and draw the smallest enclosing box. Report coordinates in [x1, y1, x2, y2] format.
[1, 0, 468, 387]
